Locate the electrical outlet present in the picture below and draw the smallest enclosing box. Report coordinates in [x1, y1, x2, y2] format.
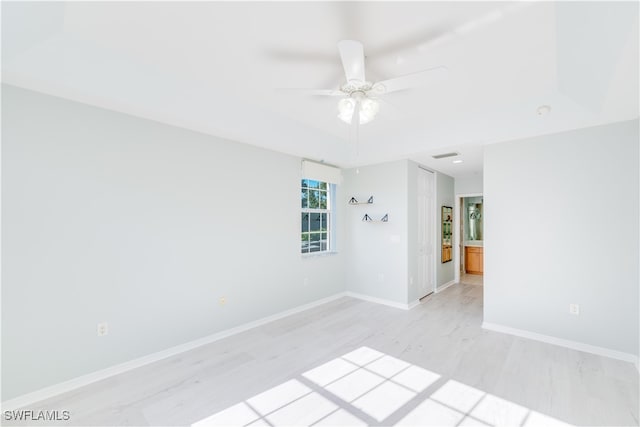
[409, 276, 414, 285]
[303, 278, 309, 287]
[378, 273, 385, 282]
[97, 322, 109, 336]
[219, 297, 227, 306]
[569, 304, 580, 315]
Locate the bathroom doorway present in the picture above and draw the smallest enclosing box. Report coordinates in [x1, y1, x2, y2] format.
[454, 193, 484, 286]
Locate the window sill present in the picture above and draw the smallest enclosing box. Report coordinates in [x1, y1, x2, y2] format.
[301, 251, 339, 259]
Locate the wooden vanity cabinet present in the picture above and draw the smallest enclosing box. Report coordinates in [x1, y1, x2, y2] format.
[465, 246, 483, 275]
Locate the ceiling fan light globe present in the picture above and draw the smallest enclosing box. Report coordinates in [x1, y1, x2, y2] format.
[361, 98, 380, 116]
[337, 96, 379, 124]
[337, 111, 353, 124]
[338, 110, 374, 125]
[338, 98, 356, 115]
[338, 114, 373, 125]
[359, 113, 374, 124]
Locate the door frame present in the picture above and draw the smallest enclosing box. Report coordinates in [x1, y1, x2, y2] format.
[418, 166, 436, 298]
[454, 192, 482, 285]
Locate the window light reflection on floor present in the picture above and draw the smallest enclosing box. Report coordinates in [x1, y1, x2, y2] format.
[305, 346, 441, 422]
[191, 346, 574, 427]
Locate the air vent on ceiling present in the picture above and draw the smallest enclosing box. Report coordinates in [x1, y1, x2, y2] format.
[432, 152, 459, 159]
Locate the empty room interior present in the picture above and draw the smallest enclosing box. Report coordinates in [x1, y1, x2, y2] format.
[2, 1, 639, 426]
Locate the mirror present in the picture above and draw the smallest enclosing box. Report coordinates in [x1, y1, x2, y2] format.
[442, 206, 453, 263]
[468, 203, 483, 241]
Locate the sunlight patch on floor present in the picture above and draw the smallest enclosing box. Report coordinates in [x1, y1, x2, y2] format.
[247, 379, 311, 415]
[191, 347, 574, 427]
[397, 379, 571, 427]
[305, 346, 440, 422]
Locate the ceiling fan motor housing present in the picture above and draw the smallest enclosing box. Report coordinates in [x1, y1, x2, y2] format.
[340, 81, 385, 97]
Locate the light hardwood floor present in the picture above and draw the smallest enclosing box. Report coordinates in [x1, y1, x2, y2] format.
[460, 273, 483, 286]
[8, 284, 638, 426]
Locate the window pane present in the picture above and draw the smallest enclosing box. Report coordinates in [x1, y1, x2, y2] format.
[320, 213, 327, 231]
[319, 191, 327, 209]
[301, 213, 309, 232]
[321, 232, 328, 251]
[309, 233, 321, 252]
[301, 188, 308, 208]
[301, 179, 308, 188]
[319, 181, 327, 190]
[308, 190, 320, 208]
[301, 233, 310, 253]
[307, 180, 319, 189]
[310, 213, 321, 231]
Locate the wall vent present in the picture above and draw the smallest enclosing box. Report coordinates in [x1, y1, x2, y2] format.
[432, 152, 459, 159]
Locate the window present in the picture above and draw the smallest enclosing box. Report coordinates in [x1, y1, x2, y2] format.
[301, 179, 333, 254]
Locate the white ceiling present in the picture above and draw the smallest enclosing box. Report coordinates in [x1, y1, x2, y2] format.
[2, 1, 638, 177]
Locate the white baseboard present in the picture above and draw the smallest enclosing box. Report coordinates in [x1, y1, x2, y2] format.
[482, 321, 638, 364]
[407, 299, 421, 310]
[345, 291, 416, 310]
[1, 292, 348, 411]
[435, 280, 456, 293]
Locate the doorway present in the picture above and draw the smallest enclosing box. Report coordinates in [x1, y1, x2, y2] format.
[454, 193, 484, 286]
[417, 168, 435, 299]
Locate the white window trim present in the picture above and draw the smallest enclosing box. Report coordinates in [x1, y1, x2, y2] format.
[301, 181, 336, 256]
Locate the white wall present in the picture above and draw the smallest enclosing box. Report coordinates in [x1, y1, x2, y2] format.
[484, 119, 639, 356]
[1, 85, 346, 400]
[454, 173, 483, 195]
[343, 161, 408, 305]
[345, 160, 455, 304]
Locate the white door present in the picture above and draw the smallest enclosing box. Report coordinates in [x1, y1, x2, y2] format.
[417, 168, 435, 298]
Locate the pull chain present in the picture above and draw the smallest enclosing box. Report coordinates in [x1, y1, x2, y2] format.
[355, 116, 360, 174]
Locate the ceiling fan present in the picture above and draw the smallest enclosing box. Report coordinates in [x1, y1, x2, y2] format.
[286, 40, 447, 126]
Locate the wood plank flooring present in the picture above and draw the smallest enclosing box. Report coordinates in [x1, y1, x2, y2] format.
[460, 273, 483, 286]
[6, 283, 638, 426]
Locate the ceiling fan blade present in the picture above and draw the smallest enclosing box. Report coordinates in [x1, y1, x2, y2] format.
[338, 40, 366, 83]
[376, 66, 448, 94]
[277, 88, 344, 96]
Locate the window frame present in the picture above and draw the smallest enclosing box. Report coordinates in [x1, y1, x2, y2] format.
[301, 179, 335, 255]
